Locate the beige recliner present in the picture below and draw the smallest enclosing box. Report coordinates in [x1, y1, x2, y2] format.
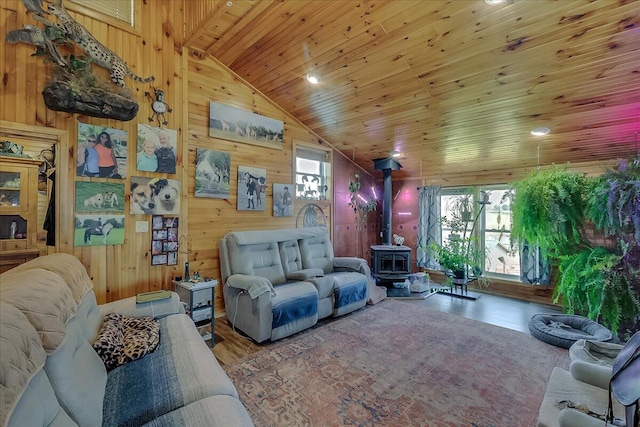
[537, 339, 627, 427]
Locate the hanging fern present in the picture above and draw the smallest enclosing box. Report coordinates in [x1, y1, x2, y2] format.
[554, 246, 624, 332]
[511, 160, 640, 337]
[511, 166, 589, 259]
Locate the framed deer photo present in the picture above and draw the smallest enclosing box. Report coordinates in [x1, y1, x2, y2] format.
[209, 102, 284, 150]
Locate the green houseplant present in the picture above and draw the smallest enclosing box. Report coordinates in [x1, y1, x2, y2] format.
[428, 193, 485, 284]
[510, 160, 640, 335]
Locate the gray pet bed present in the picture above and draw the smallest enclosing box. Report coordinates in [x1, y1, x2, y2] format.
[528, 314, 612, 349]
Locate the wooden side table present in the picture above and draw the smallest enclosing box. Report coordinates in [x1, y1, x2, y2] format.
[172, 279, 218, 347]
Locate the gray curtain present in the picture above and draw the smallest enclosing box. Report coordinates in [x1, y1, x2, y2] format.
[417, 186, 441, 269]
[520, 241, 550, 284]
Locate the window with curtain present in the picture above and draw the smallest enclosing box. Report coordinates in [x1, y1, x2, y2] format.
[295, 144, 331, 201]
[67, 0, 134, 26]
[439, 185, 521, 280]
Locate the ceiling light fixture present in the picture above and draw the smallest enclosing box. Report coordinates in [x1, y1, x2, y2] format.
[306, 74, 320, 84]
[389, 150, 401, 158]
[484, 0, 507, 4]
[530, 126, 551, 136]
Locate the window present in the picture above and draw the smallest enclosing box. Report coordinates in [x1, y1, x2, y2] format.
[294, 143, 332, 201]
[67, 0, 135, 26]
[481, 186, 519, 278]
[440, 185, 520, 279]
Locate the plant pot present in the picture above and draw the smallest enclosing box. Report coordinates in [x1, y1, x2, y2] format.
[452, 269, 467, 280]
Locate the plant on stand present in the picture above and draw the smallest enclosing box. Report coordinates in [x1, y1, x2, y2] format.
[348, 173, 377, 259]
[428, 193, 487, 286]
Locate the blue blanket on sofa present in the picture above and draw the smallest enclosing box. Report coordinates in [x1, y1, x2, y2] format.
[102, 318, 184, 427]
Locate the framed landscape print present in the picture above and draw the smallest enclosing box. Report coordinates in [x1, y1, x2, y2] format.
[237, 166, 266, 211]
[195, 148, 230, 199]
[209, 101, 284, 150]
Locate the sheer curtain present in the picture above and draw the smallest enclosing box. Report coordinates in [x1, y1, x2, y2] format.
[416, 186, 441, 269]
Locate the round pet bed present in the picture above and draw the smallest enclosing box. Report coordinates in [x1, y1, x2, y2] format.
[528, 314, 612, 349]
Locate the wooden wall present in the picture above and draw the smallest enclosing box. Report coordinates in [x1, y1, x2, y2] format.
[184, 51, 333, 311]
[1, 0, 188, 304]
[1, 0, 370, 315]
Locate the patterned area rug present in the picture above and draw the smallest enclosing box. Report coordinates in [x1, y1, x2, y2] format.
[224, 299, 569, 427]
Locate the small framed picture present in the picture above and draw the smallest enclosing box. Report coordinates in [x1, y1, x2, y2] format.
[164, 241, 178, 252]
[149, 215, 180, 266]
[152, 254, 167, 265]
[152, 215, 164, 230]
[167, 252, 177, 266]
[153, 229, 167, 240]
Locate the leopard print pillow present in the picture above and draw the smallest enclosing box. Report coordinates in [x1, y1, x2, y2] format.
[93, 312, 160, 370]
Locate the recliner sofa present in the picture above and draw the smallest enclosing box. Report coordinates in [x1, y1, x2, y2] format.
[0, 253, 253, 427]
[219, 227, 373, 343]
[537, 339, 627, 427]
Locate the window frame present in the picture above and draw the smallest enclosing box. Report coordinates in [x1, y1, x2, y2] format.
[439, 184, 520, 281]
[65, 0, 140, 35]
[293, 140, 332, 203]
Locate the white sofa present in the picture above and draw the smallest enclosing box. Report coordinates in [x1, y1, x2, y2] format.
[219, 227, 374, 343]
[0, 253, 254, 427]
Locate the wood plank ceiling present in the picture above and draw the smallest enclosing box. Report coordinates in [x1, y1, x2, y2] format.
[183, 0, 640, 181]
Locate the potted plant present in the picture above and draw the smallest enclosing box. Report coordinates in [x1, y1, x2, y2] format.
[428, 194, 485, 284]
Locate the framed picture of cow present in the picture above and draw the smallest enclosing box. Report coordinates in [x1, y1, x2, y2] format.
[209, 102, 284, 150]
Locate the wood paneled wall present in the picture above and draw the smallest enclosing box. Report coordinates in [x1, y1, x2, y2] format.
[184, 51, 336, 313]
[1, 0, 370, 315]
[1, 0, 185, 304]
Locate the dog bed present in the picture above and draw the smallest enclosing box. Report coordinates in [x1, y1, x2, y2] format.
[528, 313, 612, 349]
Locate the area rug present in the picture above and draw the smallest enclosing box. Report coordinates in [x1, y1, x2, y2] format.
[224, 299, 569, 427]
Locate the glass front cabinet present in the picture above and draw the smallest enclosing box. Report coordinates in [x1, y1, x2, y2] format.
[0, 156, 42, 272]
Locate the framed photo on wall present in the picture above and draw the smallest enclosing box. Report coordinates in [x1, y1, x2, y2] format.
[273, 183, 294, 217]
[136, 124, 177, 174]
[209, 101, 284, 150]
[75, 181, 125, 214]
[151, 215, 179, 266]
[76, 122, 127, 179]
[130, 176, 181, 215]
[195, 148, 230, 199]
[237, 166, 266, 211]
[74, 214, 124, 247]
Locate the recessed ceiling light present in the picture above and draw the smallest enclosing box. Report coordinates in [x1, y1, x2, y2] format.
[306, 74, 320, 84]
[484, 0, 507, 4]
[390, 150, 401, 158]
[530, 127, 551, 136]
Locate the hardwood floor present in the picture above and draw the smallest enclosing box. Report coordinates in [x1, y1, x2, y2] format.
[210, 292, 562, 366]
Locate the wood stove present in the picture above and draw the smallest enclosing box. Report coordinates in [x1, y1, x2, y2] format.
[370, 245, 412, 283]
